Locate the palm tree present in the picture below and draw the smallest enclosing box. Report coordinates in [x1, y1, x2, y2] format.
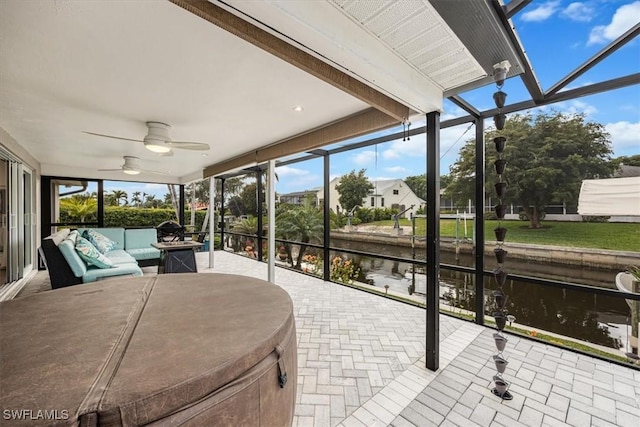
[111, 189, 128, 206]
[231, 216, 259, 252]
[166, 185, 180, 220]
[276, 200, 323, 269]
[144, 194, 159, 208]
[131, 191, 142, 207]
[60, 195, 97, 222]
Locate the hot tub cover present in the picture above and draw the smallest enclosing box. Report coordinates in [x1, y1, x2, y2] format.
[0, 273, 296, 426]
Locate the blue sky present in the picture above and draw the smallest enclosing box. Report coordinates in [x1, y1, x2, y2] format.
[107, 1, 640, 200]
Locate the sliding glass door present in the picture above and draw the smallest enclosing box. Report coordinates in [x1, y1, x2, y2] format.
[0, 156, 35, 286]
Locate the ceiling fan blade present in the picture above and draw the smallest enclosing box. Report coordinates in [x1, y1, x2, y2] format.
[83, 131, 143, 143]
[97, 168, 124, 172]
[140, 169, 169, 175]
[168, 141, 210, 150]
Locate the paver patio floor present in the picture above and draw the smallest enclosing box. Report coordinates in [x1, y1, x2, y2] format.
[22, 251, 640, 426]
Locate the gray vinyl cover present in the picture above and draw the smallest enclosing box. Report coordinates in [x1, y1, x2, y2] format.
[0, 273, 296, 426]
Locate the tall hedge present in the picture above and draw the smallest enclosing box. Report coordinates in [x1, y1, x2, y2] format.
[99, 207, 209, 230]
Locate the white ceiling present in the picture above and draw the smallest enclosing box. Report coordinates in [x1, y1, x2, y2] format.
[0, 0, 490, 184]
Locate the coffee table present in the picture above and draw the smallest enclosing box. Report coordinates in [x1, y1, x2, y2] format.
[151, 241, 203, 274]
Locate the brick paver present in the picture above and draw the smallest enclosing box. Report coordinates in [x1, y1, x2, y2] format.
[22, 251, 640, 426]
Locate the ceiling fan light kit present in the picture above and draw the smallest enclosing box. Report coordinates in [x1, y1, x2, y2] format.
[98, 156, 167, 175]
[143, 138, 171, 153]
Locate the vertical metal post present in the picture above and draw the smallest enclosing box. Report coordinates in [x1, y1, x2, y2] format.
[426, 111, 440, 371]
[323, 152, 331, 281]
[97, 180, 104, 227]
[179, 184, 185, 238]
[257, 170, 264, 261]
[220, 178, 225, 251]
[268, 160, 276, 282]
[208, 176, 215, 269]
[475, 119, 485, 325]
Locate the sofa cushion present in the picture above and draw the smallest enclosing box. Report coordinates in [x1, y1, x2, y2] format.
[58, 238, 88, 278]
[76, 236, 114, 269]
[124, 228, 158, 249]
[82, 229, 117, 254]
[104, 249, 137, 264]
[49, 228, 70, 245]
[82, 263, 143, 283]
[126, 247, 161, 261]
[78, 228, 125, 250]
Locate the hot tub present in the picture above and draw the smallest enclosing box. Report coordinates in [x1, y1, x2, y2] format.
[0, 273, 296, 426]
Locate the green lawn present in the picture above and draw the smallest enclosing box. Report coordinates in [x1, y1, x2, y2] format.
[369, 219, 640, 252]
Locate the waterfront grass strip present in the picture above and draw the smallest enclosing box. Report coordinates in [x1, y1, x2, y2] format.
[371, 219, 640, 252]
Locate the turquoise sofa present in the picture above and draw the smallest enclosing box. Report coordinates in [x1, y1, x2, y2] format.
[40, 228, 160, 289]
[77, 228, 160, 267]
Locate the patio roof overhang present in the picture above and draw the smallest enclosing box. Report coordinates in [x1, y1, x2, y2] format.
[0, 0, 521, 184]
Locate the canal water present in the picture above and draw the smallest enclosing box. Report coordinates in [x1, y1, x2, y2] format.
[331, 243, 633, 351]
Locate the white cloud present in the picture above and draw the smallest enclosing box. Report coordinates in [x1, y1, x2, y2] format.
[521, 1, 560, 22]
[561, 2, 595, 22]
[143, 183, 166, 192]
[441, 105, 467, 121]
[588, 1, 640, 45]
[561, 100, 598, 117]
[352, 150, 378, 165]
[275, 165, 320, 191]
[275, 165, 309, 177]
[384, 166, 409, 174]
[382, 149, 400, 160]
[379, 124, 475, 174]
[534, 100, 599, 118]
[605, 121, 640, 153]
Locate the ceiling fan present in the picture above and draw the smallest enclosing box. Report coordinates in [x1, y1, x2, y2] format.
[98, 156, 167, 175]
[84, 122, 210, 153]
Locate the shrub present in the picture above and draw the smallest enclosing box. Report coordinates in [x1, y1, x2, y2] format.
[581, 215, 610, 223]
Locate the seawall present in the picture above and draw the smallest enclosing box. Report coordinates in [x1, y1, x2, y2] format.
[330, 230, 639, 271]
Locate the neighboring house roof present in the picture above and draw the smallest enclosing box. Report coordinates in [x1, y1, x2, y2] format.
[615, 164, 640, 178]
[368, 179, 401, 195]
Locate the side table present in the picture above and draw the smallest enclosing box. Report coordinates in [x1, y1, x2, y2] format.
[151, 241, 203, 273]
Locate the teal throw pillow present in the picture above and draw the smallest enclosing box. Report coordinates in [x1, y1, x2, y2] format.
[82, 229, 116, 254]
[75, 236, 114, 269]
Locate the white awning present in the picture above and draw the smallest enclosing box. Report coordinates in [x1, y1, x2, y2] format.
[578, 177, 640, 216]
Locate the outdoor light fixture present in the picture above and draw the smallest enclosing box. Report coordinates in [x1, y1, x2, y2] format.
[144, 136, 171, 153]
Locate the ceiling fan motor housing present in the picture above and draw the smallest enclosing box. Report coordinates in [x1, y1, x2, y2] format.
[144, 122, 171, 153]
[122, 156, 142, 174]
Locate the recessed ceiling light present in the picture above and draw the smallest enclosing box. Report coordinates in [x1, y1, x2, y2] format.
[293, 106, 304, 112]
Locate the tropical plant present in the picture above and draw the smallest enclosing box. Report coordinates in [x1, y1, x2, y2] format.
[111, 189, 128, 206]
[628, 265, 640, 282]
[131, 191, 142, 207]
[276, 200, 323, 269]
[59, 195, 97, 222]
[231, 216, 259, 252]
